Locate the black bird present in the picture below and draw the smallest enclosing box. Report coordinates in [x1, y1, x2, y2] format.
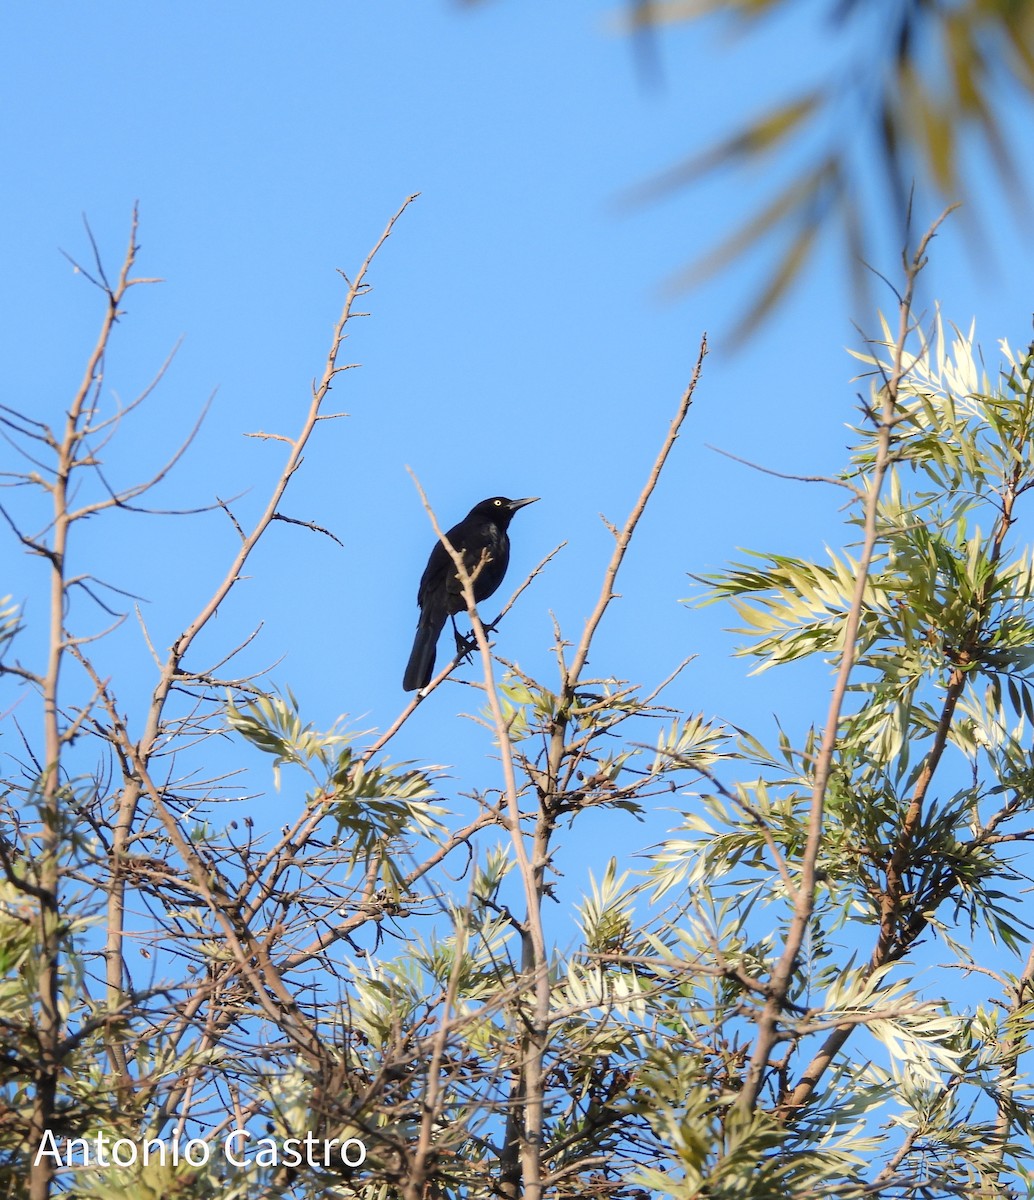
[403, 496, 538, 692]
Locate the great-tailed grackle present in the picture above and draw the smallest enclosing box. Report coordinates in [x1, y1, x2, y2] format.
[403, 496, 538, 692]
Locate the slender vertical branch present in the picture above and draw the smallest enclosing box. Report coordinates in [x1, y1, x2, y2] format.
[404, 916, 468, 1200]
[28, 212, 153, 1200]
[566, 336, 707, 691]
[408, 476, 551, 1200]
[739, 208, 957, 1119]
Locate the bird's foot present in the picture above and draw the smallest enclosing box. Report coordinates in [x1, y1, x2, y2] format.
[452, 628, 477, 660]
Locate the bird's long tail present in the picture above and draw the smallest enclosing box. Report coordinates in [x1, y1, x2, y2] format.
[403, 609, 447, 692]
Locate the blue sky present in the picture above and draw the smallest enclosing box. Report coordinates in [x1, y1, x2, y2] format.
[3, 4, 1034, 934]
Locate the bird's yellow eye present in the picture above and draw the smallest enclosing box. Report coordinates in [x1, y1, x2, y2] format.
[494, 499, 502, 506]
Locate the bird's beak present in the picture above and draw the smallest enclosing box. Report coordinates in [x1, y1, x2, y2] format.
[509, 497, 539, 511]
